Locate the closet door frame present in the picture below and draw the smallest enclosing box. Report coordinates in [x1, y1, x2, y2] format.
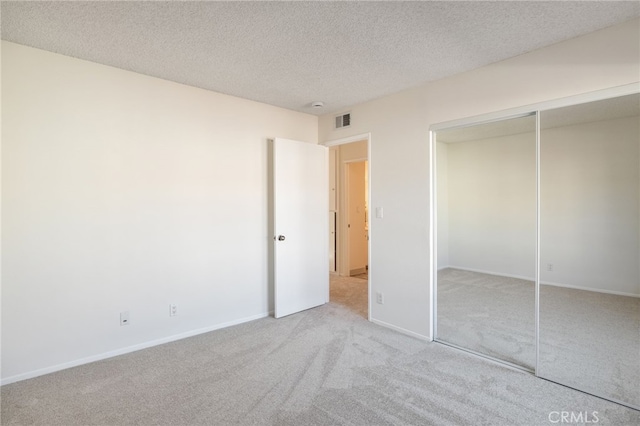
[429, 82, 639, 406]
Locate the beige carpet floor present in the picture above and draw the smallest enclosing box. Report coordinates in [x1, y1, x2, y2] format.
[2, 299, 640, 425]
[437, 268, 536, 369]
[330, 274, 368, 319]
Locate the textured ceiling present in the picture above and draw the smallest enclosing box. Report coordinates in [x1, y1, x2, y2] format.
[2, 1, 639, 115]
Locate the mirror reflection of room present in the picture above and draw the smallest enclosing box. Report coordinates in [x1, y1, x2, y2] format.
[434, 92, 640, 410]
[539, 93, 640, 408]
[436, 114, 537, 370]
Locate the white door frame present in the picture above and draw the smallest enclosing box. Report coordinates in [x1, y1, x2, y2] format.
[323, 133, 372, 321]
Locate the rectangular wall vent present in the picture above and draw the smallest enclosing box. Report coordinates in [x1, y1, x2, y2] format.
[335, 112, 351, 129]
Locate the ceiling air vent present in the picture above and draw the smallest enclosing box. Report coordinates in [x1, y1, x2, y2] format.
[335, 112, 351, 129]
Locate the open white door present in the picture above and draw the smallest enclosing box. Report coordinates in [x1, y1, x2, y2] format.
[273, 138, 329, 318]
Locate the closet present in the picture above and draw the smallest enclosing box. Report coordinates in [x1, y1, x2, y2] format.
[432, 86, 639, 409]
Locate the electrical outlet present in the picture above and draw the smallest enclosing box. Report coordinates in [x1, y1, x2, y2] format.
[169, 304, 177, 317]
[120, 311, 130, 326]
[547, 263, 554, 272]
[376, 292, 384, 304]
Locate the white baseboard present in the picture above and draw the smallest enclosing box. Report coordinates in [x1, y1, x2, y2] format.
[445, 265, 535, 282]
[0, 311, 271, 386]
[440, 265, 640, 298]
[370, 318, 432, 342]
[540, 280, 640, 298]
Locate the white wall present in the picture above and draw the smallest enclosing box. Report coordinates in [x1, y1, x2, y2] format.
[445, 132, 537, 279]
[540, 116, 640, 295]
[439, 115, 639, 296]
[319, 18, 640, 339]
[1, 41, 318, 382]
[339, 140, 368, 161]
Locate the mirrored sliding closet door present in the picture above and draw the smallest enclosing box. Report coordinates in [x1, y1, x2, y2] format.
[433, 87, 640, 410]
[538, 93, 640, 409]
[435, 114, 537, 370]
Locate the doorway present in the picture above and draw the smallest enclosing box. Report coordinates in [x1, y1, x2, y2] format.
[325, 134, 370, 319]
[347, 160, 368, 278]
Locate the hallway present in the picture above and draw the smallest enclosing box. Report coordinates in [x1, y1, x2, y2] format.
[330, 274, 368, 319]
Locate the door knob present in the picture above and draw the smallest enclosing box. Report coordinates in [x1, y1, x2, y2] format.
[278, 235, 286, 241]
